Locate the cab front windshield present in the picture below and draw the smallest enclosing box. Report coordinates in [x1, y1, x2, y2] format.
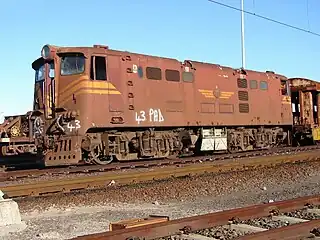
[60, 53, 85, 76]
[35, 62, 55, 82]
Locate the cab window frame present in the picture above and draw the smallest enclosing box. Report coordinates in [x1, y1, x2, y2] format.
[182, 71, 194, 82]
[90, 55, 108, 81]
[33, 59, 55, 82]
[59, 52, 85, 76]
[259, 80, 268, 90]
[146, 67, 162, 80]
[165, 69, 180, 82]
[281, 79, 290, 96]
[249, 80, 258, 89]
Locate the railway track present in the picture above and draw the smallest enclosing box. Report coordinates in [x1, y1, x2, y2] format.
[1, 147, 320, 199]
[2, 145, 320, 182]
[71, 195, 320, 240]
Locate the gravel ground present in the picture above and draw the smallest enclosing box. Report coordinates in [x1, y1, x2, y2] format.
[284, 208, 320, 220]
[0, 150, 314, 186]
[0, 164, 183, 186]
[194, 226, 246, 239]
[1, 161, 320, 240]
[191, 207, 320, 239]
[240, 216, 290, 229]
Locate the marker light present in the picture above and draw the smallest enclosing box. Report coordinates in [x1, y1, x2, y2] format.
[41, 45, 51, 59]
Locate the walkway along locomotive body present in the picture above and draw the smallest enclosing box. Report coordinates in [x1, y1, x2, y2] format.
[0, 44, 294, 166]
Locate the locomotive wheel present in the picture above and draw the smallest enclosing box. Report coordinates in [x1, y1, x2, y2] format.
[82, 134, 114, 165]
[88, 144, 114, 165]
[10, 125, 20, 137]
[92, 154, 113, 165]
[227, 146, 239, 154]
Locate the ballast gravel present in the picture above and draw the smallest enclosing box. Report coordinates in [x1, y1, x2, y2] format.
[195, 226, 246, 239]
[284, 208, 320, 220]
[240, 216, 289, 229]
[1, 160, 320, 240]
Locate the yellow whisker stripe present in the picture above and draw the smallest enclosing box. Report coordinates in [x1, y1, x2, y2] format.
[59, 80, 119, 104]
[59, 88, 121, 106]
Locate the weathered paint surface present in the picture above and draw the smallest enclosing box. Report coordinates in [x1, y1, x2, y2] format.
[36, 44, 292, 135]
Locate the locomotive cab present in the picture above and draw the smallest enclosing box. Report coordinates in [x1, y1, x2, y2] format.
[30, 44, 122, 166]
[31, 45, 86, 135]
[32, 45, 85, 118]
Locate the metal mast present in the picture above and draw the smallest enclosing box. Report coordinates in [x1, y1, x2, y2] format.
[241, 0, 246, 69]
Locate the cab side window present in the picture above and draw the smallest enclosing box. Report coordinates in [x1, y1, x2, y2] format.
[281, 80, 289, 96]
[260, 81, 268, 90]
[90, 56, 107, 81]
[60, 53, 85, 76]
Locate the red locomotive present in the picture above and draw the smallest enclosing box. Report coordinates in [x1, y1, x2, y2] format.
[0, 44, 315, 167]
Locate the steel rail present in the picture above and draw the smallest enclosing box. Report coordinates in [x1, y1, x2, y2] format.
[1, 149, 320, 199]
[71, 195, 320, 240]
[2, 145, 320, 181]
[236, 220, 320, 239]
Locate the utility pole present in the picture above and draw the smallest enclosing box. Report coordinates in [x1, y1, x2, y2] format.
[241, 0, 246, 69]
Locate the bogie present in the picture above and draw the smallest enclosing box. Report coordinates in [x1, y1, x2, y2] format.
[45, 126, 290, 166]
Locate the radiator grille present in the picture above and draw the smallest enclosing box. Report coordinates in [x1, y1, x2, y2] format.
[238, 91, 249, 101]
[237, 78, 247, 88]
[239, 103, 249, 113]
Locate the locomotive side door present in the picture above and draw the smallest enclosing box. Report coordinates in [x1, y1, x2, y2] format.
[181, 61, 196, 124]
[33, 62, 45, 112]
[280, 79, 293, 125]
[33, 59, 55, 119]
[44, 61, 55, 119]
[90, 54, 123, 107]
[106, 55, 124, 113]
[90, 54, 112, 124]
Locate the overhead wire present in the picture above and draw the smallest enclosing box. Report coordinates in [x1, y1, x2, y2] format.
[207, 0, 320, 37]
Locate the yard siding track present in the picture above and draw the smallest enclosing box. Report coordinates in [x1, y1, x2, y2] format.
[3, 145, 320, 182]
[1, 149, 320, 199]
[71, 195, 320, 240]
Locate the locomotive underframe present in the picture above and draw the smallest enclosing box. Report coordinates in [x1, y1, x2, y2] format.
[38, 124, 291, 167]
[0, 111, 292, 167]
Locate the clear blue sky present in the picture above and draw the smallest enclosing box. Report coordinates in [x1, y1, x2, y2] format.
[1, 0, 320, 118]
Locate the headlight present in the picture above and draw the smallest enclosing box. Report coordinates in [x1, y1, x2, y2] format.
[41, 45, 51, 59]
